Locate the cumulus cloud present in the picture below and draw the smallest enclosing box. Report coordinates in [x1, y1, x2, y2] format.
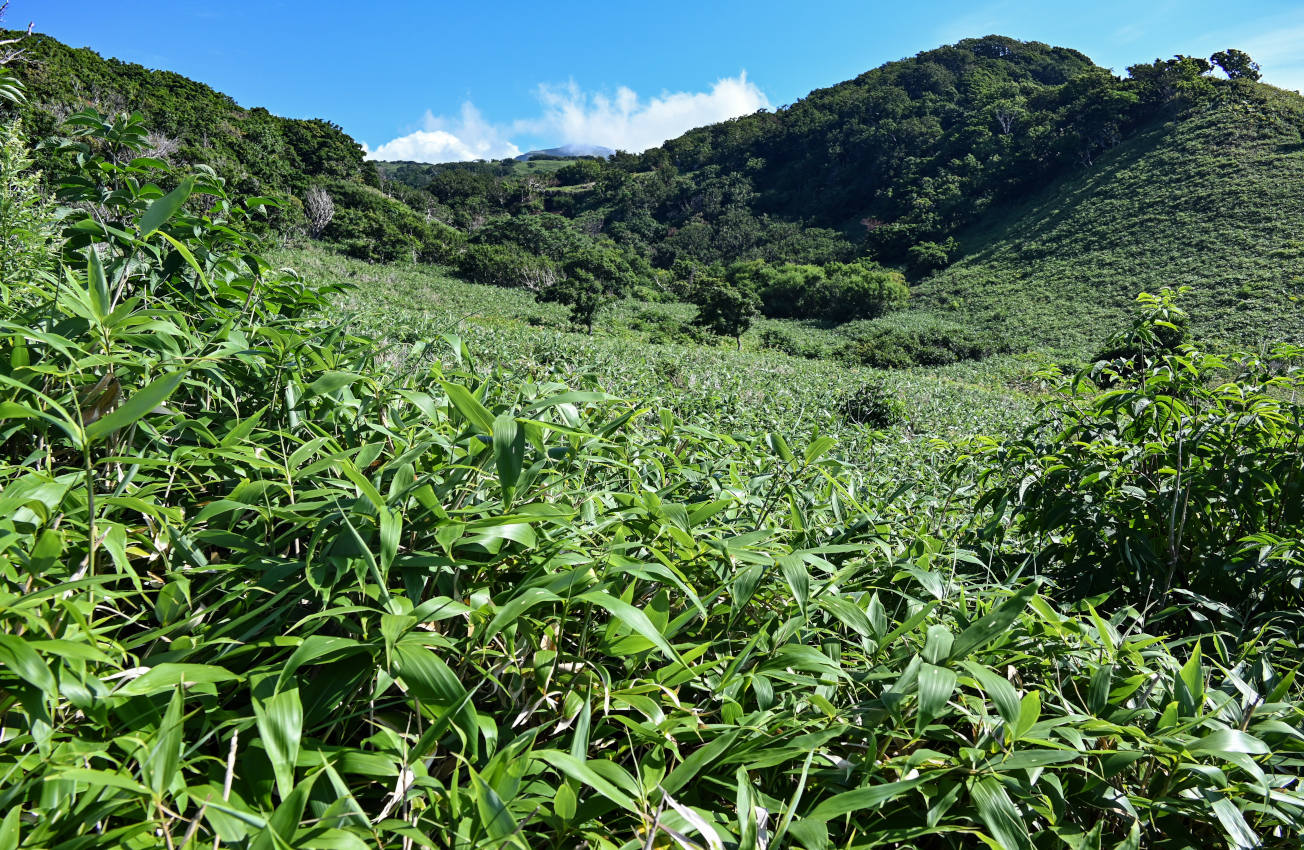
[364, 102, 521, 162]
[365, 73, 770, 163]
[523, 72, 770, 153]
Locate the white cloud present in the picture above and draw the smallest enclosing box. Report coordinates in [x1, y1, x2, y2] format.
[365, 73, 770, 163]
[524, 72, 770, 153]
[364, 102, 521, 162]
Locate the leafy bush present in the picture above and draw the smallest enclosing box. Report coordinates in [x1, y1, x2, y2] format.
[628, 309, 707, 345]
[554, 158, 604, 185]
[840, 378, 907, 427]
[322, 178, 460, 263]
[730, 259, 909, 321]
[690, 273, 761, 347]
[758, 326, 828, 359]
[960, 290, 1304, 613]
[455, 242, 559, 289]
[907, 237, 956, 275]
[838, 319, 1003, 368]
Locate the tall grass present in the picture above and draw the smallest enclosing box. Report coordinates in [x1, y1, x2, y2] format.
[1, 96, 1303, 849]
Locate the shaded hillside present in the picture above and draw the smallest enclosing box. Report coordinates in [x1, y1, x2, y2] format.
[9, 32, 371, 194]
[6, 30, 458, 260]
[910, 84, 1304, 352]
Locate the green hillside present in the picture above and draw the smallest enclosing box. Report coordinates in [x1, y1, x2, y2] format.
[9, 30, 1299, 353]
[5, 25, 1304, 850]
[912, 85, 1304, 352]
[372, 37, 1301, 354]
[5, 30, 460, 261]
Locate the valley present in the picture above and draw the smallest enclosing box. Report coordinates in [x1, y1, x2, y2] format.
[0, 22, 1301, 850]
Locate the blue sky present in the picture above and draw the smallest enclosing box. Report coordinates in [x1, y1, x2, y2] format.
[14, 1, 1304, 161]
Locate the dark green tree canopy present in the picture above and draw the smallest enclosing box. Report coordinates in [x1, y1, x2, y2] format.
[690, 274, 761, 347]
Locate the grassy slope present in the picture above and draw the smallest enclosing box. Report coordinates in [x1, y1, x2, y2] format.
[910, 86, 1304, 354]
[278, 246, 1041, 476]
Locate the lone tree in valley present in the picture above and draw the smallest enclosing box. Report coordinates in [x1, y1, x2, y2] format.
[304, 185, 334, 238]
[691, 275, 761, 350]
[538, 270, 614, 333]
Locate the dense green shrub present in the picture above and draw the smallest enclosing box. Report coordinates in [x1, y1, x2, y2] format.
[322, 178, 460, 263]
[690, 274, 761, 347]
[840, 379, 908, 427]
[758, 326, 829, 359]
[554, 158, 604, 185]
[961, 290, 1304, 613]
[628, 308, 708, 345]
[907, 238, 956, 275]
[455, 242, 559, 288]
[838, 319, 1003, 368]
[727, 258, 909, 321]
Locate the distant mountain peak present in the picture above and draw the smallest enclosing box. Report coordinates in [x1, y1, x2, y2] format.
[516, 143, 614, 161]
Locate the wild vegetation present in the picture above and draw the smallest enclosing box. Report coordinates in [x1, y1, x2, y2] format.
[2, 28, 1304, 850]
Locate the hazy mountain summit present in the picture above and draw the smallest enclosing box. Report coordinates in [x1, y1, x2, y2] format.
[515, 143, 615, 160]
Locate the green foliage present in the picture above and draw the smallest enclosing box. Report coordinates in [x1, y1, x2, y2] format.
[838, 317, 1003, 368]
[959, 290, 1304, 613]
[536, 269, 616, 332]
[759, 325, 830, 359]
[690, 273, 761, 346]
[907, 238, 956, 276]
[4, 31, 471, 256]
[839, 378, 907, 427]
[727, 258, 909, 321]
[912, 83, 1304, 354]
[455, 242, 559, 289]
[320, 178, 460, 263]
[1211, 49, 1262, 82]
[554, 157, 603, 185]
[4, 42, 1304, 850]
[0, 118, 54, 297]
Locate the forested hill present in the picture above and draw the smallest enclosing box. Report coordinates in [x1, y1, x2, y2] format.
[9, 29, 1302, 350]
[6, 30, 459, 261]
[642, 36, 1105, 256]
[547, 36, 1289, 268]
[376, 35, 1303, 352]
[10, 31, 371, 193]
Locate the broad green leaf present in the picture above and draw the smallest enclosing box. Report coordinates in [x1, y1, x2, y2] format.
[534, 750, 638, 812]
[971, 777, 1032, 850]
[307, 371, 362, 397]
[116, 663, 240, 697]
[141, 688, 184, 798]
[950, 583, 1037, 660]
[805, 777, 927, 822]
[250, 772, 318, 850]
[492, 413, 525, 505]
[394, 645, 479, 760]
[87, 248, 110, 321]
[1016, 690, 1042, 741]
[962, 662, 1021, 732]
[0, 635, 56, 696]
[85, 370, 184, 443]
[139, 175, 195, 237]
[440, 381, 495, 433]
[917, 663, 957, 733]
[254, 687, 303, 801]
[1189, 729, 1270, 756]
[0, 807, 18, 850]
[482, 587, 562, 643]
[578, 590, 682, 665]
[778, 554, 809, 613]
